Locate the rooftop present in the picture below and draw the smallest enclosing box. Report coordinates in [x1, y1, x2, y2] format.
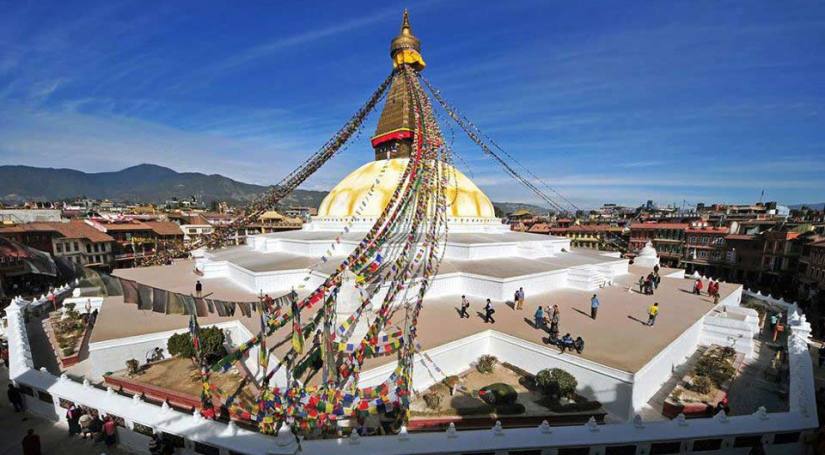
[105, 261, 732, 373]
[630, 223, 689, 230]
[0, 220, 115, 243]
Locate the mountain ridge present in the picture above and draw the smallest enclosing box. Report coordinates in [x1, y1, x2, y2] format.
[0, 164, 547, 214]
[0, 164, 327, 207]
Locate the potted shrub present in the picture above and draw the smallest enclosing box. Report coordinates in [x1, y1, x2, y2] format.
[126, 359, 140, 376]
[422, 391, 441, 410]
[476, 355, 497, 374]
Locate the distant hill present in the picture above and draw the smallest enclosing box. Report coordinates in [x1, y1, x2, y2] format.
[491, 201, 551, 217]
[788, 202, 825, 210]
[0, 164, 553, 213]
[0, 164, 327, 207]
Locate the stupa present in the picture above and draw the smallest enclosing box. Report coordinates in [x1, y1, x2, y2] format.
[194, 13, 629, 300]
[633, 240, 660, 268]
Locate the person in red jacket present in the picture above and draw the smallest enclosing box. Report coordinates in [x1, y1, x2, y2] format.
[693, 279, 704, 295]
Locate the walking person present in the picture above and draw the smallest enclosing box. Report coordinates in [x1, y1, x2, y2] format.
[484, 299, 496, 324]
[534, 305, 544, 330]
[768, 313, 779, 335]
[7, 384, 24, 412]
[21, 429, 41, 455]
[647, 303, 659, 326]
[693, 278, 703, 295]
[458, 295, 470, 319]
[550, 305, 560, 337]
[195, 280, 203, 298]
[517, 287, 525, 310]
[103, 416, 117, 447]
[590, 294, 600, 320]
[66, 404, 81, 437]
[638, 276, 645, 293]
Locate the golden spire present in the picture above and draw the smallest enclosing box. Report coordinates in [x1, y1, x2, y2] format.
[390, 9, 425, 70]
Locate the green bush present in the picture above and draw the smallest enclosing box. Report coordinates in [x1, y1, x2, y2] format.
[690, 376, 713, 394]
[479, 383, 517, 406]
[535, 368, 578, 399]
[62, 347, 75, 357]
[476, 355, 498, 374]
[167, 327, 227, 362]
[64, 302, 76, 312]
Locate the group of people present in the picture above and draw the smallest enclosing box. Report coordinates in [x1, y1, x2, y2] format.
[66, 404, 117, 447]
[638, 271, 661, 295]
[693, 278, 722, 303]
[458, 295, 499, 323]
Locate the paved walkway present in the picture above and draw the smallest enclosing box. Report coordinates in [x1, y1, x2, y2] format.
[0, 368, 136, 455]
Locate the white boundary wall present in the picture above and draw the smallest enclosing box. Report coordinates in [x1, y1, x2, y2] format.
[5, 290, 818, 455]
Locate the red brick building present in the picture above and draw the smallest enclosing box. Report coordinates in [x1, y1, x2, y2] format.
[682, 226, 729, 275]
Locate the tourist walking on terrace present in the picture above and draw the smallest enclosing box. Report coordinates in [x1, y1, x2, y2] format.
[534, 305, 544, 330]
[7, 384, 24, 412]
[638, 276, 645, 293]
[647, 303, 659, 326]
[590, 294, 600, 320]
[516, 287, 525, 310]
[484, 299, 496, 323]
[195, 280, 203, 298]
[549, 305, 560, 336]
[459, 295, 470, 319]
[693, 278, 703, 295]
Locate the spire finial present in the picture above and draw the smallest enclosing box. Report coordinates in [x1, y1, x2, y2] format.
[401, 9, 411, 33]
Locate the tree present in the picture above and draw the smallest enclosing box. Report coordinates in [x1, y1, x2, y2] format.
[167, 327, 227, 363]
[535, 368, 578, 400]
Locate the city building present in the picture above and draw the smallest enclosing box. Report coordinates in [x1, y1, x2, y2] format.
[87, 219, 185, 266]
[549, 224, 625, 250]
[802, 239, 825, 290]
[681, 224, 729, 276]
[628, 223, 688, 267]
[0, 220, 115, 268]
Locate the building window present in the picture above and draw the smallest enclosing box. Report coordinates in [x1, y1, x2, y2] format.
[56, 243, 63, 253]
[86, 244, 91, 253]
[73, 241, 79, 251]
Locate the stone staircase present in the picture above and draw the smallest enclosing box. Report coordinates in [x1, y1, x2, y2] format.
[567, 265, 611, 290]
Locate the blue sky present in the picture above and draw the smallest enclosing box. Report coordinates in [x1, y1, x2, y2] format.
[1, 1, 824, 208]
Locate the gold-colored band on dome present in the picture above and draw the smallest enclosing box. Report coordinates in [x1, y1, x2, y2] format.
[317, 158, 495, 219]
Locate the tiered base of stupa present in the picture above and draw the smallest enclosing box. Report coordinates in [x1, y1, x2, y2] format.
[194, 217, 629, 300]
